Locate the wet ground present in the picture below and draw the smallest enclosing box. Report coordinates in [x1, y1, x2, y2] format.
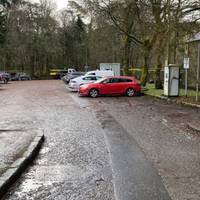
[1, 81, 114, 200]
[1, 80, 200, 200]
[91, 96, 200, 200]
[0, 130, 35, 176]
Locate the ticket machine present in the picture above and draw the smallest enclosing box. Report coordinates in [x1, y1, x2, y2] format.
[164, 64, 180, 97]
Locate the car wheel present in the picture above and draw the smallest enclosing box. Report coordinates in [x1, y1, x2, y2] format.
[126, 88, 135, 97]
[89, 89, 98, 98]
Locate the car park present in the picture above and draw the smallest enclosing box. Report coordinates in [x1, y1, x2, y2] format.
[69, 75, 102, 91]
[62, 72, 85, 84]
[79, 76, 141, 98]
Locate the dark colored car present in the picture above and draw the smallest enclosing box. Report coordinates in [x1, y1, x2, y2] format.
[10, 72, 18, 81]
[62, 72, 85, 84]
[18, 72, 31, 80]
[10, 72, 31, 81]
[79, 76, 141, 98]
[0, 72, 10, 84]
[0, 73, 4, 84]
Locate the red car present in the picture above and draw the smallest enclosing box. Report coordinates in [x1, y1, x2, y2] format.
[79, 76, 141, 98]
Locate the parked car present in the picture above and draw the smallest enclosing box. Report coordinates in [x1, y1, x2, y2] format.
[60, 68, 77, 78]
[85, 70, 114, 77]
[10, 72, 18, 81]
[0, 73, 4, 84]
[62, 72, 85, 84]
[69, 75, 102, 91]
[10, 72, 31, 81]
[0, 72, 10, 84]
[50, 68, 76, 79]
[18, 72, 31, 80]
[79, 76, 141, 98]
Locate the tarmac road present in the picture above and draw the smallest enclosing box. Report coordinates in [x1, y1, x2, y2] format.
[1, 80, 200, 200]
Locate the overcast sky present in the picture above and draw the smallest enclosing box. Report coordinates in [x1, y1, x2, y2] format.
[31, 0, 68, 10]
[54, 0, 68, 10]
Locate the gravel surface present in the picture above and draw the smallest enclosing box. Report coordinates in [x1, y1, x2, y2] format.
[0, 82, 38, 176]
[0, 130, 35, 176]
[84, 95, 200, 200]
[1, 80, 199, 200]
[2, 81, 114, 200]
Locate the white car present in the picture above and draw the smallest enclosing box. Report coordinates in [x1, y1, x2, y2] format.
[69, 75, 102, 91]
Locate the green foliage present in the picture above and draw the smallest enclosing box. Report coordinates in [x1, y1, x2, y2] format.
[145, 83, 163, 96]
[123, 67, 133, 76]
[146, 84, 199, 104]
[131, 69, 142, 79]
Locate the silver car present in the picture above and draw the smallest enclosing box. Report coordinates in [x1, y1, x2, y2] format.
[68, 75, 102, 92]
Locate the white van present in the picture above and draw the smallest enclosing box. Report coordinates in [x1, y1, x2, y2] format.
[85, 70, 114, 77]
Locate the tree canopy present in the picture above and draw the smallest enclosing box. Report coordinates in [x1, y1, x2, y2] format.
[0, 0, 199, 83]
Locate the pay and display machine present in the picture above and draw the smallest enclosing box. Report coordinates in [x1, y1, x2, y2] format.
[164, 64, 180, 97]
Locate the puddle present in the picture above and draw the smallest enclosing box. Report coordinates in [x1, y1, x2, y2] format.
[17, 179, 43, 193]
[25, 164, 89, 182]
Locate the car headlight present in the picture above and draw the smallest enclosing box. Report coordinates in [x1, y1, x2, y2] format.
[80, 84, 88, 89]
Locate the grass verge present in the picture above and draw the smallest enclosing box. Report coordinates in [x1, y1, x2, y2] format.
[145, 84, 200, 105]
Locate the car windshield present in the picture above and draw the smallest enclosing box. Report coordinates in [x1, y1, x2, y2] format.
[94, 77, 107, 83]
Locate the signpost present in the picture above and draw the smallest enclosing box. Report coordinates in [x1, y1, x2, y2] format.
[197, 43, 200, 102]
[183, 57, 190, 97]
[84, 65, 89, 72]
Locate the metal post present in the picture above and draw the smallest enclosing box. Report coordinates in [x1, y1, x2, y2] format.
[196, 43, 200, 102]
[185, 69, 188, 97]
[85, 46, 88, 67]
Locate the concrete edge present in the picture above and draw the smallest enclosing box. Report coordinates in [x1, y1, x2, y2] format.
[187, 123, 200, 133]
[146, 93, 200, 109]
[0, 130, 45, 199]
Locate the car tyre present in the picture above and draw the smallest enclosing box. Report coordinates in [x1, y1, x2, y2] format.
[126, 88, 135, 97]
[89, 89, 98, 98]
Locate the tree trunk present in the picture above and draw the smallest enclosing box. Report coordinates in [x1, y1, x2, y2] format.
[140, 56, 149, 87]
[123, 35, 131, 75]
[140, 39, 152, 86]
[154, 50, 163, 89]
[154, 35, 165, 89]
[155, 63, 163, 89]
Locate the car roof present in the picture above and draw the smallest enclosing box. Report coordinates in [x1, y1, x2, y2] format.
[82, 75, 100, 78]
[105, 76, 135, 79]
[72, 75, 100, 79]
